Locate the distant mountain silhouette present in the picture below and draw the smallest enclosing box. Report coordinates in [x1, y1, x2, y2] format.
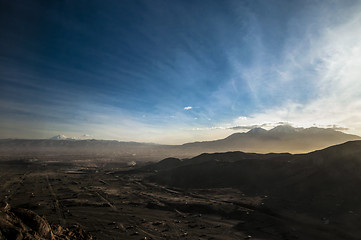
[246, 127, 268, 135]
[268, 124, 297, 134]
[181, 125, 360, 154]
[0, 125, 359, 160]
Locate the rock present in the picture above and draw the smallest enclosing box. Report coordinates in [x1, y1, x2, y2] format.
[12, 208, 55, 240]
[0, 202, 93, 240]
[0, 202, 10, 212]
[0, 217, 25, 240]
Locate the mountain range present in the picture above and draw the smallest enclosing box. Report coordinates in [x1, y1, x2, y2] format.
[181, 125, 361, 154]
[0, 125, 359, 160]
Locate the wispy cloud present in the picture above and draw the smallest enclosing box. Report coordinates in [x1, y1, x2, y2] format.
[229, 124, 267, 131]
[1, 1, 361, 144]
[211, 1, 361, 137]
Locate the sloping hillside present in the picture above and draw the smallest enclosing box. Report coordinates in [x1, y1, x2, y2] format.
[149, 141, 361, 239]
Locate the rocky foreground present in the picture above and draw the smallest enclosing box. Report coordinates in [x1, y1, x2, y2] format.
[0, 202, 92, 240]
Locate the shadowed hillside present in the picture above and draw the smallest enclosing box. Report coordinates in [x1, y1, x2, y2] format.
[149, 140, 361, 239]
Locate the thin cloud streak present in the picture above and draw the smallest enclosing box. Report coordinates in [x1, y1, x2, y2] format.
[226, 5, 361, 136]
[1, 1, 361, 143]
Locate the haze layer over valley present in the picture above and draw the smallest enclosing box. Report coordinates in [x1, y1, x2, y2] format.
[0, 125, 359, 161]
[2, 1, 361, 239]
[2, 139, 361, 239]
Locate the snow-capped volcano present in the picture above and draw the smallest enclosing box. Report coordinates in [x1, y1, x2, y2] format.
[50, 135, 73, 140]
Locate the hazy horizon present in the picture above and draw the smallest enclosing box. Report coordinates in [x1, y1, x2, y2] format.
[1, 124, 359, 148]
[1, 1, 361, 144]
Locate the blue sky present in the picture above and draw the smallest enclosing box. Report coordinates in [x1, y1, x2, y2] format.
[1, 0, 361, 143]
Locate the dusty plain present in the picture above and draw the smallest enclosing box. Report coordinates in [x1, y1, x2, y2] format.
[0, 153, 360, 240]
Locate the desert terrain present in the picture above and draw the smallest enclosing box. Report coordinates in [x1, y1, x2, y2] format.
[1, 140, 361, 239]
[2, 1, 361, 239]
[0, 158, 250, 240]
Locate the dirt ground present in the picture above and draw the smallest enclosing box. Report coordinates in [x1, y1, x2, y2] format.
[0, 158, 359, 240]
